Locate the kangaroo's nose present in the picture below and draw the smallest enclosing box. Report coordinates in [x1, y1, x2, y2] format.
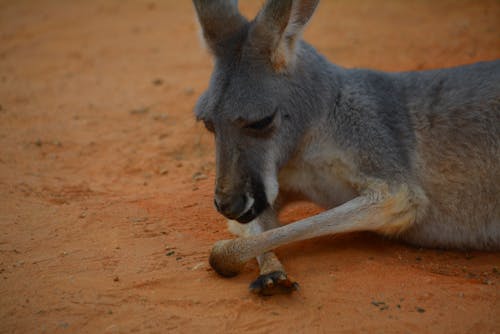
[214, 193, 247, 220]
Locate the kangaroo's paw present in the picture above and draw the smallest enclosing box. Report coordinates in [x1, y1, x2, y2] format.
[249, 271, 299, 296]
[209, 239, 245, 277]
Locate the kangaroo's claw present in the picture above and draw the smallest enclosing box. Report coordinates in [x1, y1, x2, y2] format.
[249, 271, 299, 296]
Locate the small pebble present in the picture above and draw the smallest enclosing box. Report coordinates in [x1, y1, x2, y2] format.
[152, 78, 163, 86]
[59, 322, 69, 329]
[129, 217, 148, 223]
[153, 114, 168, 121]
[129, 107, 150, 115]
[191, 263, 205, 270]
[192, 172, 208, 181]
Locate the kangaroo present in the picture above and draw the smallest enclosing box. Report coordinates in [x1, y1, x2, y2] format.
[192, 0, 500, 295]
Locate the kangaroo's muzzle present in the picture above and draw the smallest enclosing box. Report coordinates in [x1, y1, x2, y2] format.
[214, 193, 248, 220]
[214, 178, 269, 224]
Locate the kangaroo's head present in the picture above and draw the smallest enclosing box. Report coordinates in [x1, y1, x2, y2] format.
[193, 0, 320, 223]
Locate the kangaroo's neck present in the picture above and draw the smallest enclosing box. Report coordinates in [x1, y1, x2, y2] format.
[292, 41, 344, 121]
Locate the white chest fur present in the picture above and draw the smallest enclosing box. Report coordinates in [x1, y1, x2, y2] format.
[278, 143, 359, 209]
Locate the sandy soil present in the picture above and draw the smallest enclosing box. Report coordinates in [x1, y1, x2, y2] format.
[1, 1, 499, 333]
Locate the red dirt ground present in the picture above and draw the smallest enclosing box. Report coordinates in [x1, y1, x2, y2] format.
[1, 1, 499, 333]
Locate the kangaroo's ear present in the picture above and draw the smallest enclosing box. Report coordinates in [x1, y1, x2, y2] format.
[193, 0, 248, 55]
[251, 0, 320, 71]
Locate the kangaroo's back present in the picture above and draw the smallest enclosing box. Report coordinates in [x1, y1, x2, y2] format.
[400, 61, 500, 249]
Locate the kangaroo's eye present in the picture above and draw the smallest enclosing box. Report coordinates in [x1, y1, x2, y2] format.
[244, 113, 275, 131]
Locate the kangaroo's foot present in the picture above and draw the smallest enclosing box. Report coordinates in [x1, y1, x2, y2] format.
[209, 239, 245, 277]
[249, 271, 299, 296]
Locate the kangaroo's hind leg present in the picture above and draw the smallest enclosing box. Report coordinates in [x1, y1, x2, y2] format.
[223, 208, 299, 295]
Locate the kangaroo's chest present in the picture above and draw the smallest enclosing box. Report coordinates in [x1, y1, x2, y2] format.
[278, 152, 359, 209]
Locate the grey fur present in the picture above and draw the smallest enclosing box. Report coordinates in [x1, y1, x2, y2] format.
[193, 0, 499, 287]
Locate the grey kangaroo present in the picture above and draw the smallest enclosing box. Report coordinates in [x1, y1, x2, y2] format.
[193, 0, 500, 295]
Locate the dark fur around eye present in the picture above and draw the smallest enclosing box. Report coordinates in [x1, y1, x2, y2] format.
[244, 113, 275, 131]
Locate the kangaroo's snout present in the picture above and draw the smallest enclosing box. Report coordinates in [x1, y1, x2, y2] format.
[214, 186, 264, 224]
[214, 192, 248, 220]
